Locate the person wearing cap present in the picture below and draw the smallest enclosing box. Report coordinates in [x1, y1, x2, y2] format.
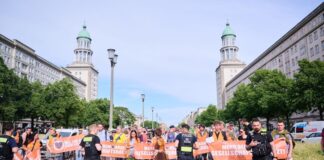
[175, 123, 197, 160]
[167, 125, 177, 143]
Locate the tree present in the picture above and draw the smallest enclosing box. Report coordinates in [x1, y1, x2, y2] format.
[225, 84, 257, 122]
[0, 57, 31, 122]
[113, 107, 136, 128]
[79, 99, 135, 129]
[249, 69, 292, 129]
[42, 78, 82, 127]
[292, 60, 324, 120]
[24, 81, 45, 129]
[143, 120, 159, 129]
[81, 98, 110, 127]
[195, 104, 221, 126]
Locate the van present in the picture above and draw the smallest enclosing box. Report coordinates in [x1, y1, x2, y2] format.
[290, 121, 324, 141]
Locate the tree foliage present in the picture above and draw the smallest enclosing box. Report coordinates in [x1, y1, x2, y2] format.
[195, 104, 222, 126]
[292, 60, 324, 120]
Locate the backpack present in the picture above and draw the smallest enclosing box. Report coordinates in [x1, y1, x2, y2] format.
[288, 133, 296, 149]
[250, 131, 272, 157]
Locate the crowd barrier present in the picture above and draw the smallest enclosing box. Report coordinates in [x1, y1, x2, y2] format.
[13, 135, 287, 160]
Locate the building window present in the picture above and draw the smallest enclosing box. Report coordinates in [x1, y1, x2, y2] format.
[315, 45, 320, 55]
[310, 47, 314, 57]
[320, 27, 324, 37]
[309, 34, 313, 43]
[321, 41, 324, 51]
[314, 31, 318, 41]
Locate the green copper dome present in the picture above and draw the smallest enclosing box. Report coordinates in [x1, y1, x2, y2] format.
[77, 25, 91, 40]
[222, 23, 236, 38]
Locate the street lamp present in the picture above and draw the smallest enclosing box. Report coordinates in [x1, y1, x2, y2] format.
[141, 94, 145, 127]
[108, 48, 118, 131]
[151, 106, 154, 129]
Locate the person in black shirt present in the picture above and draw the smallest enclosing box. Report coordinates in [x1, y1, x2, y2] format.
[0, 123, 18, 160]
[241, 118, 253, 135]
[246, 118, 276, 160]
[80, 124, 102, 160]
[238, 129, 248, 140]
[175, 123, 197, 160]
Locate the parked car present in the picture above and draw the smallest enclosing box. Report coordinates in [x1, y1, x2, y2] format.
[301, 132, 322, 143]
[290, 121, 324, 141]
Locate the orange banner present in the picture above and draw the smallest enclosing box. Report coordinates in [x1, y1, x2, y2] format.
[273, 138, 288, 159]
[134, 143, 154, 159]
[26, 149, 41, 160]
[194, 141, 210, 157]
[165, 143, 177, 159]
[209, 141, 252, 160]
[47, 134, 84, 154]
[101, 141, 129, 158]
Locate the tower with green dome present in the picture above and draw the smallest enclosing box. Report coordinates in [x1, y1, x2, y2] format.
[220, 22, 239, 61]
[215, 22, 246, 109]
[74, 25, 93, 64]
[67, 24, 98, 101]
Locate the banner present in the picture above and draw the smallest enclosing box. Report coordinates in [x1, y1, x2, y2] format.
[273, 138, 288, 159]
[47, 134, 84, 154]
[194, 141, 210, 157]
[101, 141, 129, 158]
[165, 143, 177, 159]
[134, 143, 154, 159]
[209, 141, 252, 160]
[26, 149, 41, 160]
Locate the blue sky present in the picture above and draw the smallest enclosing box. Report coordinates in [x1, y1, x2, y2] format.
[1, 0, 322, 125]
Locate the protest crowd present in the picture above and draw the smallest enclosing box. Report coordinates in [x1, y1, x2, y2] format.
[1, 117, 318, 160]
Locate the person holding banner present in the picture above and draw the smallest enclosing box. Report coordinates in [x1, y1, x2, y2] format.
[128, 130, 140, 159]
[0, 123, 18, 160]
[152, 128, 168, 160]
[195, 124, 208, 160]
[246, 118, 276, 160]
[175, 123, 197, 160]
[80, 124, 102, 160]
[22, 133, 42, 155]
[114, 126, 127, 160]
[271, 120, 293, 160]
[209, 120, 229, 142]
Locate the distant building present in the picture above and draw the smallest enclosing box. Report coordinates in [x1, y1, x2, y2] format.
[225, 3, 324, 102]
[66, 25, 98, 100]
[216, 23, 246, 109]
[224, 3, 324, 120]
[0, 34, 86, 98]
[0, 24, 99, 101]
[181, 107, 207, 127]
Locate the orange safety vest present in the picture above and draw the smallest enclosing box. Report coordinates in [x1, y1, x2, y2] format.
[212, 131, 225, 141]
[24, 140, 42, 151]
[196, 131, 208, 142]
